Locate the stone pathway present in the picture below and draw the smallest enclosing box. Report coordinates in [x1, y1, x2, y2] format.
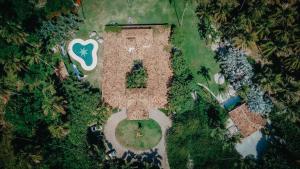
[104, 109, 172, 169]
[197, 83, 236, 103]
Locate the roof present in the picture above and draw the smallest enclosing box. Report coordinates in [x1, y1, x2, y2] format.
[101, 25, 172, 120]
[127, 100, 148, 120]
[55, 61, 69, 81]
[229, 103, 266, 137]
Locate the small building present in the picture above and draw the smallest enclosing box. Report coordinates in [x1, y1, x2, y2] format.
[228, 103, 266, 137]
[226, 103, 268, 158]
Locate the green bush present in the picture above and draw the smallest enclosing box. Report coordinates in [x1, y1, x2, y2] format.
[167, 47, 239, 169]
[104, 25, 122, 33]
[168, 49, 195, 113]
[126, 60, 148, 88]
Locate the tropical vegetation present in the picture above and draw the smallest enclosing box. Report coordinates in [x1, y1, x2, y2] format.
[167, 48, 240, 169]
[0, 1, 146, 168]
[216, 43, 272, 115]
[197, 0, 300, 168]
[1, 0, 299, 169]
[126, 60, 148, 88]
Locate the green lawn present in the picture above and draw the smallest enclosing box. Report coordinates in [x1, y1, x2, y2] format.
[171, 1, 225, 93]
[76, 0, 224, 94]
[77, 0, 176, 37]
[115, 119, 162, 150]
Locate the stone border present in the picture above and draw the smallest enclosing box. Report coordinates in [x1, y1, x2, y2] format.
[68, 39, 98, 71]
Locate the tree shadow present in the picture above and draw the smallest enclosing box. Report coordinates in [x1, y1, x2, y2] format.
[102, 138, 162, 168]
[255, 132, 268, 159]
[121, 148, 162, 168]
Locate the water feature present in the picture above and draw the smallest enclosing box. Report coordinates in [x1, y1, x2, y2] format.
[68, 39, 98, 71]
[72, 43, 94, 66]
[223, 96, 241, 110]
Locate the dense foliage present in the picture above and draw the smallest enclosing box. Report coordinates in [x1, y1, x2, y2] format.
[126, 60, 148, 88]
[197, 0, 300, 168]
[216, 43, 272, 115]
[39, 14, 82, 47]
[197, 0, 300, 75]
[1, 0, 299, 168]
[0, 1, 111, 168]
[0, 1, 164, 168]
[167, 44, 240, 169]
[246, 85, 272, 115]
[216, 42, 253, 90]
[168, 49, 195, 113]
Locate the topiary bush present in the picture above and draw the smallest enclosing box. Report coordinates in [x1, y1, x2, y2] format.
[126, 60, 147, 88]
[104, 25, 122, 33]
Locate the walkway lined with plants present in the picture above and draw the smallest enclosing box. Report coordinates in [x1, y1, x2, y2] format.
[104, 109, 172, 169]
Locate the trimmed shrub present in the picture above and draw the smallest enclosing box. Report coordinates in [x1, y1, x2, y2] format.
[126, 60, 147, 88]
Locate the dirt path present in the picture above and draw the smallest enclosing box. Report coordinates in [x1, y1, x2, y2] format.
[104, 109, 172, 169]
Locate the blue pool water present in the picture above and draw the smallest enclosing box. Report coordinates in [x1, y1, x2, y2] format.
[223, 96, 241, 110]
[72, 43, 94, 66]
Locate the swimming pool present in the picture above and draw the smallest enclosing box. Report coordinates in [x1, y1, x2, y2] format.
[68, 39, 98, 71]
[223, 96, 241, 110]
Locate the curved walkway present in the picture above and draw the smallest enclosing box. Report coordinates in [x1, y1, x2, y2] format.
[104, 109, 172, 169]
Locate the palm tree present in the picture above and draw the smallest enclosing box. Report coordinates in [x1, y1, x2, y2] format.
[284, 55, 300, 72]
[232, 32, 258, 52]
[213, 8, 228, 24]
[260, 41, 278, 59]
[0, 22, 27, 45]
[25, 41, 56, 70]
[41, 83, 66, 118]
[231, 14, 259, 51]
[256, 19, 273, 39]
[25, 42, 42, 65]
[0, 70, 23, 97]
[0, 47, 25, 73]
[197, 66, 210, 86]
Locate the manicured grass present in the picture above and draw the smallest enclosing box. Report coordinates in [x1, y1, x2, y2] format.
[77, 0, 176, 38]
[76, 0, 225, 94]
[171, 1, 226, 94]
[115, 119, 162, 150]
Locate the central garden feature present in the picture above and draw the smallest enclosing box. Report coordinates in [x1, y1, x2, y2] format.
[115, 119, 162, 150]
[126, 60, 148, 88]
